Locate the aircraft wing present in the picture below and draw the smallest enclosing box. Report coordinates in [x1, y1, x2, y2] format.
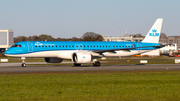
[93, 44, 165, 54]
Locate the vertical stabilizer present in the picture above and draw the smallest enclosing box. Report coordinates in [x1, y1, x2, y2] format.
[142, 18, 163, 43]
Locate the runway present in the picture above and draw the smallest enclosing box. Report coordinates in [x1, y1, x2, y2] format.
[0, 63, 180, 73]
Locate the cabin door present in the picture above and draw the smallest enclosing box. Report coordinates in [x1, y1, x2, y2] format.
[27, 42, 33, 52]
[137, 42, 141, 52]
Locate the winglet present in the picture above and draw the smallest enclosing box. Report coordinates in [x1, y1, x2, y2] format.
[142, 18, 163, 43]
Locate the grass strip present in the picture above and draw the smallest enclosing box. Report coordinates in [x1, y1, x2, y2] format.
[0, 70, 180, 101]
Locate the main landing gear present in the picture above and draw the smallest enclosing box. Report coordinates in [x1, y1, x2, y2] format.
[73, 61, 101, 67]
[74, 63, 81, 66]
[21, 57, 26, 67]
[93, 61, 101, 67]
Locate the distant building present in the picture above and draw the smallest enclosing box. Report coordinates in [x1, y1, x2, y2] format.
[160, 44, 177, 55]
[0, 30, 14, 52]
[159, 36, 180, 49]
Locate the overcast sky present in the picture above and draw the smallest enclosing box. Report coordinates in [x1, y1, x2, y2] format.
[0, 0, 180, 38]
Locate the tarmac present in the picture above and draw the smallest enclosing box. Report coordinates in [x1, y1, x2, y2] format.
[0, 62, 180, 73]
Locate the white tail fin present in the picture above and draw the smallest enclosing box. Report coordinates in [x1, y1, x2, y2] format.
[142, 18, 163, 43]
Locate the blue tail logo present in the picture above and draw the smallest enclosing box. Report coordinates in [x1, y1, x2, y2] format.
[149, 29, 159, 36]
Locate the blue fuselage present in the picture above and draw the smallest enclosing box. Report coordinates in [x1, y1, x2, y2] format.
[5, 41, 161, 55]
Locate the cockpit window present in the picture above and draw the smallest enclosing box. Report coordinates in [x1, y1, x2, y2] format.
[12, 45, 17, 47]
[12, 44, 22, 47]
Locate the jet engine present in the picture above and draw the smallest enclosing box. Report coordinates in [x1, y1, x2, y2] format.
[72, 52, 92, 63]
[44, 57, 63, 63]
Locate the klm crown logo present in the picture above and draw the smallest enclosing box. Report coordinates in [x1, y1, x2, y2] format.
[152, 29, 157, 32]
[149, 29, 159, 36]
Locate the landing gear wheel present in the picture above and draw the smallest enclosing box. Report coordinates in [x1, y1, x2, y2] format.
[22, 63, 26, 67]
[74, 63, 81, 66]
[21, 57, 26, 67]
[93, 61, 101, 67]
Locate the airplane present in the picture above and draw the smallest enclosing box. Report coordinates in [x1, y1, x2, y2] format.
[5, 18, 163, 67]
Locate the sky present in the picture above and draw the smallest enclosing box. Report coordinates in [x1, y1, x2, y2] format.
[0, 0, 180, 38]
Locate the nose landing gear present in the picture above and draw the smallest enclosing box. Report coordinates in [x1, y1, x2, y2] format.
[21, 57, 26, 67]
[22, 63, 26, 67]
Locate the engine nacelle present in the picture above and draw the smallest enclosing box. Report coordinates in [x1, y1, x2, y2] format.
[72, 52, 92, 63]
[44, 57, 63, 63]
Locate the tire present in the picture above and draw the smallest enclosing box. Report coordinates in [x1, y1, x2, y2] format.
[22, 63, 26, 67]
[93, 61, 101, 67]
[74, 63, 81, 66]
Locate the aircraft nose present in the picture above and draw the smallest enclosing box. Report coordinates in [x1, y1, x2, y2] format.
[4, 49, 13, 56]
[4, 50, 9, 55]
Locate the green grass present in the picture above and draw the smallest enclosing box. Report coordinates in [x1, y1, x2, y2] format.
[0, 70, 180, 101]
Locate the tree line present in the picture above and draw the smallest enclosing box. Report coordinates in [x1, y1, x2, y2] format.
[14, 32, 104, 43]
[14, 32, 168, 43]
